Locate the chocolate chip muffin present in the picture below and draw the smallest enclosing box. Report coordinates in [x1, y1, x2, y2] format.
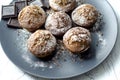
[63, 27, 91, 54]
[49, 0, 76, 12]
[45, 11, 72, 37]
[72, 4, 98, 28]
[27, 30, 56, 58]
[18, 5, 46, 32]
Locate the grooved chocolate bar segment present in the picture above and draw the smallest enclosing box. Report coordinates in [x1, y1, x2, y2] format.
[2, 5, 17, 19]
[7, 18, 22, 28]
[15, 1, 27, 14]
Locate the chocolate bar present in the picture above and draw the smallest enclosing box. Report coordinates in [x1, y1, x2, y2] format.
[30, 0, 49, 8]
[15, 1, 27, 14]
[2, 5, 17, 19]
[7, 18, 22, 28]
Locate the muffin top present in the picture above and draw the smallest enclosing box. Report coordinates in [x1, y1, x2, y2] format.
[45, 11, 72, 36]
[49, 0, 76, 12]
[18, 5, 46, 32]
[63, 27, 91, 53]
[27, 30, 56, 57]
[72, 4, 98, 28]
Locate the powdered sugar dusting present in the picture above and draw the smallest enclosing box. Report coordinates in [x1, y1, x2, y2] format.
[14, 0, 105, 70]
[72, 3, 98, 27]
[15, 29, 83, 69]
[79, 16, 87, 25]
[96, 31, 106, 47]
[49, 0, 76, 12]
[45, 11, 72, 36]
[90, 12, 106, 47]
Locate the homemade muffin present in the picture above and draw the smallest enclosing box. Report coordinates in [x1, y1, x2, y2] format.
[63, 27, 91, 54]
[49, 0, 76, 12]
[27, 30, 56, 58]
[18, 5, 46, 32]
[45, 11, 72, 37]
[72, 4, 98, 28]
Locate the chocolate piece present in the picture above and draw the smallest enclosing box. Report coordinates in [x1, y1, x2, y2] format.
[15, 1, 27, 14]
[2, 5, 17, 19]
[7, 18, 22, 28]
[30, 0, 49, 8]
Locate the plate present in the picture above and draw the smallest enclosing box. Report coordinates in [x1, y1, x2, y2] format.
[0, 0, 118, 79]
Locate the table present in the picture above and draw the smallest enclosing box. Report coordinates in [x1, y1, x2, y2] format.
[0, 0, 120, 80]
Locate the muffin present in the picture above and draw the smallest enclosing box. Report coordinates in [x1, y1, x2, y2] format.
[45, 11, 72, 37]
[63, 27, 91, 54]
[49, 0, 76, 12]
[18, 5, 46, 32]
[72, 4, 98, 28]
[27, 30, 56, 58]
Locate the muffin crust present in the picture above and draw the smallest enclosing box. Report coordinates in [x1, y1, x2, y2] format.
[27, 30, 56, 58]
[18, 5, 46, 32]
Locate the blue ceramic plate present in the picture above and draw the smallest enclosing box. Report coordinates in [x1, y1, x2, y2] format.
[0, 0, 118, 79]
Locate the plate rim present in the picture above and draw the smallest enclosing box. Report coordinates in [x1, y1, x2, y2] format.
[0, 0, 118, 79]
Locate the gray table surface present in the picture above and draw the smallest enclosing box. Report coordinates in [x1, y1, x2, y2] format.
[0, 0, 120, 80]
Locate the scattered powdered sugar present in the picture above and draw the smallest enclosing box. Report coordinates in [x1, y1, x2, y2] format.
[79, 16, 87, 25]
[91, 12, 104, 32]
[46, 0, 86, 15]
[15, 29, 82, 69]
[16, 29, 31, 52]
[14, 0, 105, 69]
[76, 1, 106, 47]
[15, 29, 56, 69]
[90, 12, 106, 47]
[22, 54, 53, 69]
[96, 31, 106, 47]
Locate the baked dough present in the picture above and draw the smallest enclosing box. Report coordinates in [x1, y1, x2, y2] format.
[49, 0, 76, 12]
[18, 5, 46, 32]
[45, 11, 72, 37]
[63, 27, 91, 53]
[27, 30, 56, 58]
[72, 4, 98, 28]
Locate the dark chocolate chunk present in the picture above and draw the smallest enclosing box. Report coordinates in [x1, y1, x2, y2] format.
[7, 18, 22, 28]
[30, 0, 49, 8]
[2, 5, 17, 19]
[15, 1, 27, 14]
